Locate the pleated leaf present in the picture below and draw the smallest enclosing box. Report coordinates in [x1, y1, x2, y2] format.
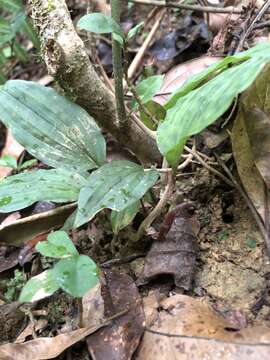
[75, 160, 159, 228]
[158, 43, 270, 167]
[0, 169, 85, 212]
[0, 80, 106, 172]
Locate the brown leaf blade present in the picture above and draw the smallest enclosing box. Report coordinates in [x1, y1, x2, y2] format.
[137, 204, 199, 289]
[137, 295, 270, 360]
[86, 269, 144, 360]
[0, 322, 108, 360]
[232, 63, 270, 218]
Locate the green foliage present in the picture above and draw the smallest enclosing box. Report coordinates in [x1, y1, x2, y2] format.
[19, 269, 60, 303]
[127, 21, 144, 40]
[140, 100, 166, 130]
[157, 42, 270, 167]
[0, 80, 106, 172]
[0, 154, 17, 169]
[77, 12, 124, 45]
[5, 269, 27, 301]
[75, 160, 159, 228]
[78, 13, 144, 45]
[19, 231, 99, 302]
[0, 81, 159, 233]
[0, 169, 85, 212]
[0, 0, 39, 80]
[53, 255, 99, 297]
[111, 200, 140, 234]
[36, 231, 79, 258]
[0, 154, 37, 170]
[134, 75, 164, 106]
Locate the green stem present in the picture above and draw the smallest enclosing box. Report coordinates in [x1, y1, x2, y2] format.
[111, 0, 127, 125]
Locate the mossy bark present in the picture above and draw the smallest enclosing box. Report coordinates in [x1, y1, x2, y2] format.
[28, 0, 161, 165]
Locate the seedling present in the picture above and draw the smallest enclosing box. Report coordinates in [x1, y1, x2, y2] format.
[19, 231, 99, 302]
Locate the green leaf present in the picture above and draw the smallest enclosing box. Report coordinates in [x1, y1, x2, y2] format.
[0, 0, 22, 13]
[13, 41, 28, 63]
[140, 100, 166, 130]
[164, 53, 250, 110]
[158, 43, 270, 167]
[0, 154, 17, 169]
[19, 159, 37, 170]
[36, 231, 78, 258]
[75, 160, 159, 228]
[0, 16, 13, 45]
[112, 32, 124, 46]
[0, 80, 106, 172]
[0, 169, 85, 212]
[111, 200, 140, 234]
[19, 269, 59, 302]
[10, 11, 26, 35]
[127, 21, 144, 40]
[53, 255, 99, 297]
[134, 75, 164, 107]
[22, 17, 40, 49]
[77, 13, 124, 39]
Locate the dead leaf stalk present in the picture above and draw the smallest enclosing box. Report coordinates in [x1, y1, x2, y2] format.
[129, 0, 244, 14]
[127, 9, 166, 79]
[136, 167, 174, 240]
[214, 151, 269, 252]
[111, 0, 127, 125]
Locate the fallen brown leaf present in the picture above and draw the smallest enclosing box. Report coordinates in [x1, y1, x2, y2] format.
[15, 319, 48, 344]
[86, 269, 145, 360]
[82, 282, 104, 327]
[136, 294, 270, 360]
[0, 321, 110, 360]
[0, 248, 20, 273]
[0, 213, 21, 227]
[0, 203, 75, 247]
[153, 56, 221, 105]
[0, 130, 24, 179]
[137, 203, 199, 290]
[232, 63, 270, 219]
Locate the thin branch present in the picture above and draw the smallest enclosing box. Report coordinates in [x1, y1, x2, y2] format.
[127, 9, 166, 79]
[129, 0, 243, 14]
[126, 77, 159, 125]
[237, 0, 270, 50]
[111, 0, 127, 125]
[135, 168, 174, 240]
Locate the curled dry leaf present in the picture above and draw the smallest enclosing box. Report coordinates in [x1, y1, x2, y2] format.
[153, 56, 221, 105]
[137, 203, 199, 290]
[232, 63, 270, 219]
[0, 302, 26, 345]
[137, 294, 270, 360]
[15, 319, 48, 344]
[82, 282, 104, 327]
[0, 130, 24, 179]
[0, 248, 20, 273]
[0, 203, 75, 247]
[0, 322, 109, 360]
[86, 269, 145, 360]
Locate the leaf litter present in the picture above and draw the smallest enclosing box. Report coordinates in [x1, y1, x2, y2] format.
[2, 1, 270, 359]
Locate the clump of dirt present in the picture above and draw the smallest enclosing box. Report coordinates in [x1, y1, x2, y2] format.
[188, 168, 270, 323]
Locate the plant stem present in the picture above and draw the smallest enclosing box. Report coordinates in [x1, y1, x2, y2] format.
[111, 0, 127, 125]
[135, 167, 174, 240]
[77, 298, 83, 328]
[126, 77, 158, 126]
[129, 0, 243, 14]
